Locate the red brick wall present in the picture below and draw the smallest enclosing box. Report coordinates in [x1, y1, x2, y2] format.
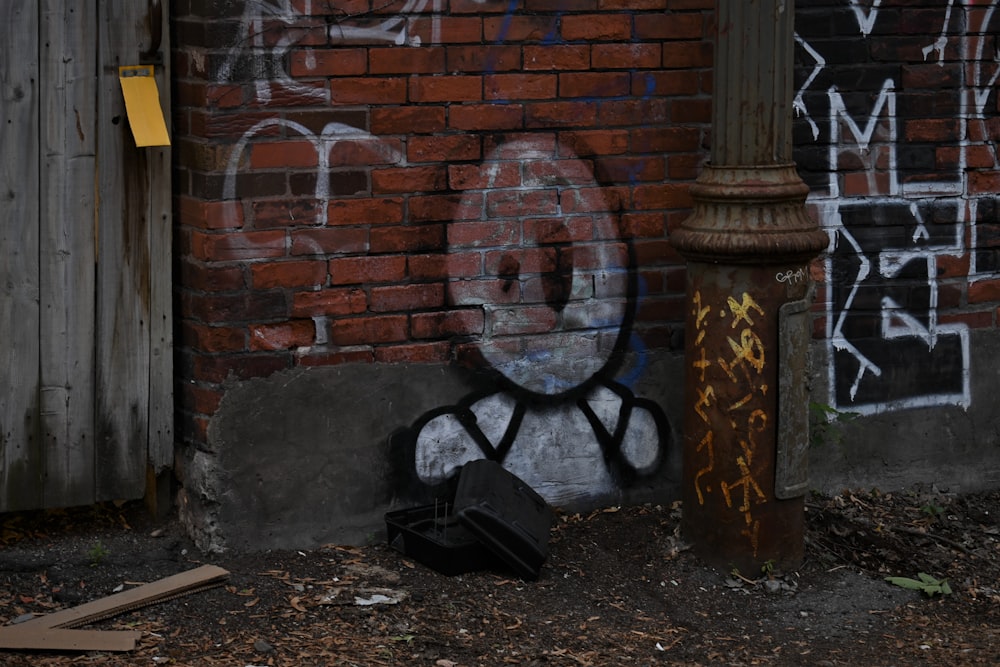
[171, 0, 712, 446]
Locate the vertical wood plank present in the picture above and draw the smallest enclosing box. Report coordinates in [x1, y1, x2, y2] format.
[147, 0, 174, 474]
[39, 1, 99, 507]
[0, 4, 43, 511]
[95, 0, 152, 500]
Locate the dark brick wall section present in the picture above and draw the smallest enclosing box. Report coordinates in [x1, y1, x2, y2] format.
[172, 0, 712, 445]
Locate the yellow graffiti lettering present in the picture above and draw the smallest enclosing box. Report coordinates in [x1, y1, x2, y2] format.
[727, 292, 764, 328]
[692, 291, 711, 330]
[695, 385, 715, 423]
[693, 347, 711, 382]
[727, 328, 765, 373]
[694, 430, 715, 505]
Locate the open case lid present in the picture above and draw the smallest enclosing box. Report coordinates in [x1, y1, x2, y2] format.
[453, 460, 554, 580]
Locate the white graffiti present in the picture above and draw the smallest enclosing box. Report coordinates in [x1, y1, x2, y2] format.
[850, 0, 882, 36]
[796, 2, 991, 415]
[775, 268, 806, 284]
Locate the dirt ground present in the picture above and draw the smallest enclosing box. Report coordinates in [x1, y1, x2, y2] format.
[0, 485, 997, 667]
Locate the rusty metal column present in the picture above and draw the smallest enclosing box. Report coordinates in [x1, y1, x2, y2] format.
[671, 0, 828, 573]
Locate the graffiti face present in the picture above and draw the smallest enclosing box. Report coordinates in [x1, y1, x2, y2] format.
[451, 138, 631, 396]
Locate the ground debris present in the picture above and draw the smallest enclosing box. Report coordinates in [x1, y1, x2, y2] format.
[0, 489, 998, 665]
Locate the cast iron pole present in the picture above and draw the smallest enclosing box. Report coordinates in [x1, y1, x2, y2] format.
[671, 0, 828, 573]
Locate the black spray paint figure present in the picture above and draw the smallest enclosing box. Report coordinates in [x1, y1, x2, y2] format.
[392, 138, 670, 508]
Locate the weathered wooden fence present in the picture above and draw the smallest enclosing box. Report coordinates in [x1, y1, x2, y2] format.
[0, 1, 172, 511]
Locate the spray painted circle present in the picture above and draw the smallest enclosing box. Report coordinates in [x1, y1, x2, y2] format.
[450, 138, 629, 396]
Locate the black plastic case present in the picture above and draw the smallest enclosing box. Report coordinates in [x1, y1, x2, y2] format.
[385, 460, 553, 579]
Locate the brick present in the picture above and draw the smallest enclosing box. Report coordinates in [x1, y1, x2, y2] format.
[331, 315, 409, 345]
[483, 15, 559, 42]
[488, 305, 558, 336]
[370, 224, 446, 253]
[409, 252, 483, 281]
[408, 135, 482, 162]
[180, 259, 246, 292]
[558, 130, 629, 156]
[297, 348, 374, 366]
[595, 155, 666, 183]
[372, 166, 448, 194]
[523, 217, 595, 244]
[968, 278, 1000, 303]
[292, 287, 368, 317]
[192, 352, 291, 383]
[449, 162, 521, 190]
[599, 98, 671, 127]
[369, 47, 445, 74]
[252, 199, 324, 228]
[249, 320, 315, 351]
[409, 75, 483, 103]
[524, 158, 597, 187]
[448, 277, 520, 307]
[178, 197, 244, 230]
[559, 187, 628, 214]
[486, 133, 557, 158]
[182, 322, 246, 353]
[410, 193, 485, 222]
[621, 212, 667, 239]
[371, 106, 446, 134]
[938, 310, 995, 329]
[292, 171, 368, 199]
[448, 220, 520, 249]
[523, 45, 591, 71]
[370, 283, 445, 312]
[670, 97, 710, 123]
[289, 48, 367, 77]
[328, 137, 403, 167]
[290, 228, 368, 255]
[329, 255, 407, 285]
[423, 16, 483, 43]
[330, 77, 407, 105]
[328, 197, 404, 225]
[634, 12, 705, 40]
[525, 0, 597, 9]
[561, 14, 631, 41]
[667, 153, 703, 179]
[634, 183, 693, 209]
[181, 291, 288, 324]
[485, 73, 557, 101]
[559, 72, 630, 98]
[591, 43, 662, 69]
[484, 247, 558, 275]
[411, 310, 485, 338]
[374, 342, 451, 363]
[189, 230, 286, 262]
[250, 259, 328, 289]
[447, 46, 522, 73]
[967, 171, 1000, 195]
[486, 189, 559, 217]
[904, 118, 961, 143]
[449, 103, 525, 131]
[629, 126, 702, 153]
[637, 70, 701, 96]
[525, 101, 599, 128]
[182, 382, 223, 417]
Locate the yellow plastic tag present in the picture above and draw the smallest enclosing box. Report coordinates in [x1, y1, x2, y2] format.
[118, 65, 170, 147]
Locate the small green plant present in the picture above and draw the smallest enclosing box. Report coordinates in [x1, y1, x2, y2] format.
[87, 541, 109, 566]
[885, 573, 952, 597]
[761, 559, 776, 578]
[809, 401, 859, 448]
[921, 503, 945, 519]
